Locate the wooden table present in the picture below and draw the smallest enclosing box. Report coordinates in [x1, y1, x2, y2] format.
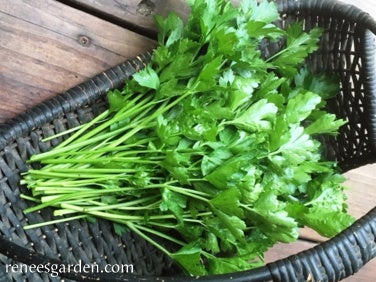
[1, 0, 375, 281]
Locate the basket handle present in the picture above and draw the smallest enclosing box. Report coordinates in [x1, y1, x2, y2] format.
[277, 0, 376, 34]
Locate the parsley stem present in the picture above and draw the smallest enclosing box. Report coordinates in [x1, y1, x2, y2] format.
[23, 215, 89, 230]
[30, 94, 156, 162]
[125, 222, 174, 256]
[164, 184, 211, 202]
[35, 139, 156, 160]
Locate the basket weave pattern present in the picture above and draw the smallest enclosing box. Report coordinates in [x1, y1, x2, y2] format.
[1, 1, 376, 281]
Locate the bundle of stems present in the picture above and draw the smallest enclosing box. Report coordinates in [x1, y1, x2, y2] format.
[21, 0, 354, 276]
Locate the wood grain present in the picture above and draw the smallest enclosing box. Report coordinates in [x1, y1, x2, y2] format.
[55, 0, 242, 35]
[0, 0, 155, 122]
[58, 0, 191, 34]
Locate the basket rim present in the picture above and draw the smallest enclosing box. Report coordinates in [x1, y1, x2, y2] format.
[1, 0, 376, 281]
[277, 0, 376, 34]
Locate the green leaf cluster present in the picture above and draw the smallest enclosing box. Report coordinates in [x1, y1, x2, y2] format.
[21, 0, 354, 276]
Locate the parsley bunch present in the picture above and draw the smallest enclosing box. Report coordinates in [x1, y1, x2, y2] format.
[22, 0, 354, 275]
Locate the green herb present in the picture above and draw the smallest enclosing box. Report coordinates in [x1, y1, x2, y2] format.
[21, 0, 354, 276]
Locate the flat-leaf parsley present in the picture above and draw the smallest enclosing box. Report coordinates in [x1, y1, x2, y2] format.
[21, 0, 354, 276]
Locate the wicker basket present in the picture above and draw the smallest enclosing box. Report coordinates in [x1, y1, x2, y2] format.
[1, 0, 376, 281]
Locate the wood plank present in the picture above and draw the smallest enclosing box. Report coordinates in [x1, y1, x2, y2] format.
[54, 0, 242, 35]
[0, 0, 155, 122]
[343, 165, 376, 219]
[57, 0, 191, 35]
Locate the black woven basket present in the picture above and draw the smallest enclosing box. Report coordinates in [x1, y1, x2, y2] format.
[1, 0, 376, 281]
